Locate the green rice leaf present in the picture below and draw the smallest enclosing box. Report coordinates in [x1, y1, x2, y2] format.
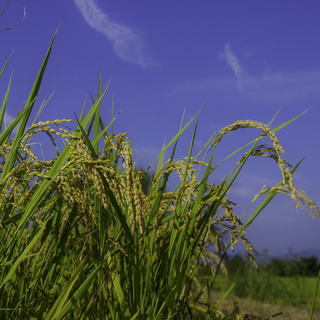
[74, 113, 97, 159]
[94, 69, 102, 154]
[0, 72, 12, 132]
[0, 95, 33, 147]
[0, 50, 14, 78]
[56, 258, 108, 320]
[310, 269, 320, 320]
[243, 157, 304, 230]
[215, 282, 236, 309]
[0, 225, 45, 289]
[44, 253, 90, 320]
[1, 26, 60, 179]
[97, 167, 135, 245]
[147, 104, 205, 171]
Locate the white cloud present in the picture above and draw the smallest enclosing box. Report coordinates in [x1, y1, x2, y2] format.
[229, 172, 280, 199]
[173, 43, 320, 103]
[230, 186, 255, 198]
[2, 112, 35, 136]
[223, 43, 243, 79]
[2, 112, 22, 134]
[220, 43, 259, 93]
[220, 43, 320, 100]
[4, 111, 15, 124]
[73, 0, 155, 67]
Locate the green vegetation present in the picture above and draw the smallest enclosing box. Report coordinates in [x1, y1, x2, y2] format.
[200, 253, 320, 311]
[227, 251, 320, 277]
[0, 28, 319, 319]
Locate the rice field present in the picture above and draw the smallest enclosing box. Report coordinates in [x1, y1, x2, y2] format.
[206, 272, 320, 310]
[0, 27, 319, 320]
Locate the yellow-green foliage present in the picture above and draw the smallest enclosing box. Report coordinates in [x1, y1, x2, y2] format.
[0, 28, 319, 320]
[212, 273, 320, 310]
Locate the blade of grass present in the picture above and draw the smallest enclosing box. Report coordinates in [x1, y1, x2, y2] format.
[31, 91, 55, 127]
[309, 269, 320, 320]
[56, 258, 109, 320]
[2, 26, 60, 179]
[243, 157, 305, 230]
[0, 96, 34, 147]
[147, 104, 205, 171]
[111, 94, 115, 136]
[44, 253, 90, 320]
[7, 80, 111, 247]
[96, 167, 135, 245]
[0, 50, 14, 78]
[0, 225, 45, 289]
[78, 98, 87, 123]
[74, 113, 97, 159]
[0, 72, 12, 132]
[94, 69, 102, 154]
[210, 108, 310, 174]
[215, 282, 237, 309]
[211, 157, 305, 290]
[91, 112, 119, 146]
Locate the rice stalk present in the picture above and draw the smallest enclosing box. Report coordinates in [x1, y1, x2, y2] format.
[0, 29, 318, 320]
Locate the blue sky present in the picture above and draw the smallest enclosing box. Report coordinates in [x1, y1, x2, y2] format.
[1, 0, 319, 257]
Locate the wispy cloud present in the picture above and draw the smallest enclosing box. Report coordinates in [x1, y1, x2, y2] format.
[4, 111, 15, 124]
[3, 112, 19, 134]
[223, 43, 243, 79]
[220, 43, 320, 100]
[229, 172, 279, 199]
[73, 0, 155, 67]
[172, 43, 320, 103]
[220, 43, 258, 93]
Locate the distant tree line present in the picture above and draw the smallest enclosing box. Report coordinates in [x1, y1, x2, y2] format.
[226, 253, 320, 277]
[265, 255, 319, 277]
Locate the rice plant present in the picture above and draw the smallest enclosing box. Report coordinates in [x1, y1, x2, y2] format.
[0, 28, 319, 320]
